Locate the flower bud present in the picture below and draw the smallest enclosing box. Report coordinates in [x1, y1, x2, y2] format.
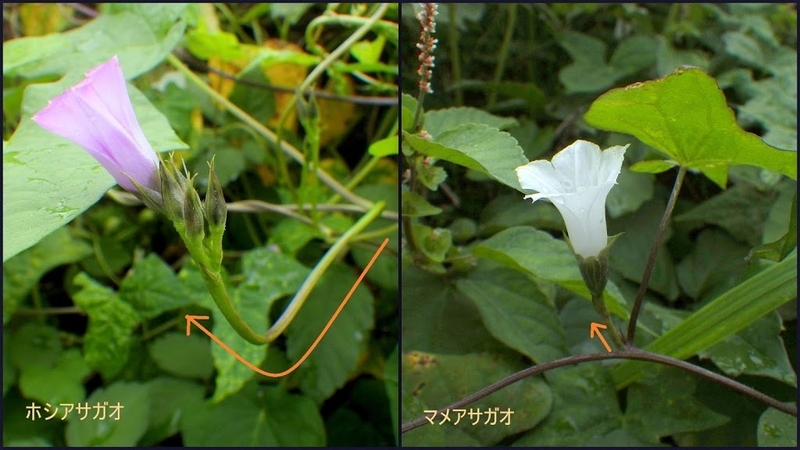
[204, 162, 227, 230]
[183, 175, 205, 240]
[159, 161, 186, 223]
[572, 233, 621, 298]
[296, 92, 318, 121]
[126, 174, 165, 216]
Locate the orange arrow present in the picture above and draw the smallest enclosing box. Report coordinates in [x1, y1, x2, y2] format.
[590, 322, 612, 353]
[187, 237, 389, 378]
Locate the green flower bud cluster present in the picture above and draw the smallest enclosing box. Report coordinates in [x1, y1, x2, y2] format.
[154, 154, 228, 271]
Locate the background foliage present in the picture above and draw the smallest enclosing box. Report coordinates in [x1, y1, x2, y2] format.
[400, 3, 796, 447]
[3, 3, 398, 446]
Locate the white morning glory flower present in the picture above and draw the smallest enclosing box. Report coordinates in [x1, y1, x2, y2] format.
[515, 140, 628, 259]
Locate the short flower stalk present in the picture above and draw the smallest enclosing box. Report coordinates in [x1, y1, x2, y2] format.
[516, 139, 629, 348]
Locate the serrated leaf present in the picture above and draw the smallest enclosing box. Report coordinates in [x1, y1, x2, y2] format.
[423, 107, 519, 139]
[403, 123, 527, 191]
[148, 333, 214, 381]
[416, 160, 447, 191]
[72, 272, 140, 380]
[412, 223, 452, 263]
[584, 68, 797, 188]
[456, 266, 569, 364]
[402, 191, 442, 217]
[65, 381, 150, 447]
[402, 351, 552, 446]
[287, 264, 374, 403]
[119, 254, 196, 319]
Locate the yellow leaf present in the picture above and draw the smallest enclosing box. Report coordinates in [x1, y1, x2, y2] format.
[262, 39, 308, 133]
[317, 76, 358, 148]
[19, 4, 67, 37]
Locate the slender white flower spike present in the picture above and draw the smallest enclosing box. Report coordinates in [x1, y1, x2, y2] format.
[515, 139, 628, 260]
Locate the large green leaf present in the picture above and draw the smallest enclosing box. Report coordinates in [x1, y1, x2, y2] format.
[422, 107, 519, 139]
[403, 123, 528, 191]
[456, 264, 569, 364]
[512, 364, 625, 446]
[140, 377, 205, 446]
[3, 9, 188, 262]
[287, 263, 374, 403]
[699, 312, 797, 387]
[65, 381, 150, 446]
[612, 251, 797, 388]
[757, 405, 797, 447]
[402, 265, 509, 355]
[558, 31, 657, 94]
[624, 366, 730, 442]
[584, 68, 797, 188]
[181, 383, 326, 446]
[472, 227, 633, 324]
[3, 226, 92, 323]
[401, 351, 552, 446]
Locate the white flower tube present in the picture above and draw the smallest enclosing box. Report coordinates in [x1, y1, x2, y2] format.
[515, 140, 628, 259]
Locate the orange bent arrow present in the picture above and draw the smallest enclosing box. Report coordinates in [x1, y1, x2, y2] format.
[590, 322, 612, 353]
[186, 237, 390, 378]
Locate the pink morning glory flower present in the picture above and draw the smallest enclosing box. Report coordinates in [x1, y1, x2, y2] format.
[32, 55, 161, 195]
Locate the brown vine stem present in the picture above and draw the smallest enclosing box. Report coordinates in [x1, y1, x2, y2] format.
[400, 347, 797, 433]
[626, 165, 687, 345]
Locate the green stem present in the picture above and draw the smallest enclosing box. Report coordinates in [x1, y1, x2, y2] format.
[192, 201, 386, 345]
[592, 292, 625, 349]
[165, 53, 373, 210]
[298, 3, 390, 96]
[626, 165, 687, 344]
[262, 200, 387, 342]
[349, 223, 397, 243]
